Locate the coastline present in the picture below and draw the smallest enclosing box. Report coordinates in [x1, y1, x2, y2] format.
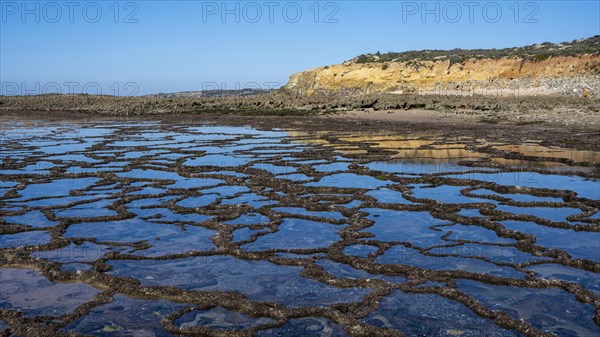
[2, 107, 599, 156]
[1, 92, 599, 129]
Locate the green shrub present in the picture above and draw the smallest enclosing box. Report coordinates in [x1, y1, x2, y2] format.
[350, 36, 599, 64]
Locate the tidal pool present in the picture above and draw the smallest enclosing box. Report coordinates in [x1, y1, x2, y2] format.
[0, 119, 598, 336]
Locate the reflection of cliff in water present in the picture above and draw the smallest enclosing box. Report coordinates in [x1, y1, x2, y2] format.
[292, 132, 599, 169]
[495, 143, 600, 163]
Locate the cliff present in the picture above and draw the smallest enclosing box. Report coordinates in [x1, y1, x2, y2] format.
[283, 36, 600, 97]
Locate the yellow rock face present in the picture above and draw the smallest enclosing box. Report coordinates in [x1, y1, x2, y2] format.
[284, 55, 600, 95]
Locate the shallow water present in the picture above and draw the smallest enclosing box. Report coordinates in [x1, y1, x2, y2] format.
[0, 119, 598, 336]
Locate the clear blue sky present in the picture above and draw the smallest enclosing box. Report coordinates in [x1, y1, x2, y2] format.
[1, 0, 599, 95]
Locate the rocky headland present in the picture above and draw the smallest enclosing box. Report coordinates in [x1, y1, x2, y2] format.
[284, 36, 600, 97]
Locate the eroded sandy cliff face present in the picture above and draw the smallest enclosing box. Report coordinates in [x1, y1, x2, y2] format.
[284, 38, 600, 96]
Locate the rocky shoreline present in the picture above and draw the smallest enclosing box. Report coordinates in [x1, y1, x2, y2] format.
[1, 92, 599, 130]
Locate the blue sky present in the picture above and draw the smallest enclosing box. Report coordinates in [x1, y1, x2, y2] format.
[1, 0, 599, 95]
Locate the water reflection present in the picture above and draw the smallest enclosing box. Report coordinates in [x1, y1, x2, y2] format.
[0, 119, 598, 336]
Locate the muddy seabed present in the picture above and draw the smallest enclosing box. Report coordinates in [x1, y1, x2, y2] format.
[0, 113, 599, 337]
